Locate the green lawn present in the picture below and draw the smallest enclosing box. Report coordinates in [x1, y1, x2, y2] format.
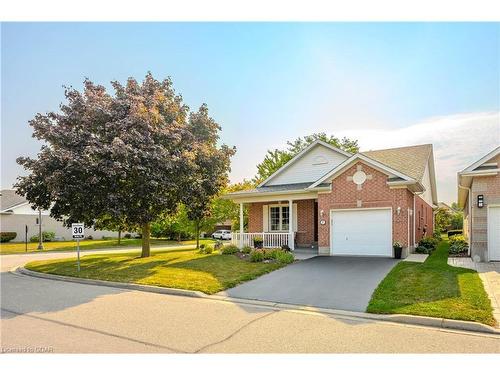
[0, 238, 215, 255]
[367, 238, 495, 326]
[24, 247, 283, 294]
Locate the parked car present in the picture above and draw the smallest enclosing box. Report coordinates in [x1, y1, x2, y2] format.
[212, 230, 232, 240]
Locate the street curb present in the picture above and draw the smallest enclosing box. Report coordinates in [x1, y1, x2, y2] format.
[16, 267, 500, 336]
[17, 267, 206, 299]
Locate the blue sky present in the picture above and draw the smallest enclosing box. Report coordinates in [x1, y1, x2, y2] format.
[2, 22, 499, 203]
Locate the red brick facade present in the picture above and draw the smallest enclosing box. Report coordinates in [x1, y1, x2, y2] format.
[246, 161, 434, 253]
[414, 194, 434, 243]
[317, 163, 415, 249]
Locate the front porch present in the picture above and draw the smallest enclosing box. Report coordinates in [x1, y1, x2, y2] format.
[231, 197, 319, 251]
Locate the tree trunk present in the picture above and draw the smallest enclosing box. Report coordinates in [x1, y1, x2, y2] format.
[118, 230, 121, 245]
[195, 220, 200, 249]
[141, 222, 151, 258]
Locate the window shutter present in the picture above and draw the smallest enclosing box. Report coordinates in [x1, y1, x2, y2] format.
[293, 203, 298, 231]
[262, 205, 269, 232]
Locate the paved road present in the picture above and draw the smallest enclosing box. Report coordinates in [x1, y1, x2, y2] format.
[1, 252, 499, 353]
[221, 256, 399, 311]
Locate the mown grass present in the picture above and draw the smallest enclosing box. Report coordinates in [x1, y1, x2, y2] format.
[367, 238, 495, 326]
[0, 238, 215, 255]
[25, 247, 283, 294]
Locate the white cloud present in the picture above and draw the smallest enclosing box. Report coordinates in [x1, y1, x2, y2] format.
[337, 112, 500, 204]
[229, 111, 499, 204]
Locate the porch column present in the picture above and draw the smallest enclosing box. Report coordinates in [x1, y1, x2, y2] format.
[239, 203, 244, 248]
[288, 199, 295, 251]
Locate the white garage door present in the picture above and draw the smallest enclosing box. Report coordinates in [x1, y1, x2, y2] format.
[330, 208, 392, 256]
[488, 206, 500, 261]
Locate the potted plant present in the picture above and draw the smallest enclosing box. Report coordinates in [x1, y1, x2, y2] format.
[393, 241, 403, 259]
[253, 236, 263, 249]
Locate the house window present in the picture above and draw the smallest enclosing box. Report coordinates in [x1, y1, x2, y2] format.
[269, 205, 290, 232]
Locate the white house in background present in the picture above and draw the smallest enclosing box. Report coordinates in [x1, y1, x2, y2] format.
[0, 189, 118, 241]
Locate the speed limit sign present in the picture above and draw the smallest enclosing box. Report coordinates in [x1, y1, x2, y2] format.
[72, 223, 85, 239]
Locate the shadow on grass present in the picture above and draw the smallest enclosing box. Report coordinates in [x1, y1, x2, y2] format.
[25, 250, 283, 295]
[366, 240, 496, 326]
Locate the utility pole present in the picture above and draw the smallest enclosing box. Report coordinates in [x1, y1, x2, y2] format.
[37, 208, 44, 250]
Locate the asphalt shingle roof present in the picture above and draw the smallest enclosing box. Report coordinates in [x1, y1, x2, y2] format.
[0, 189, 28, 211]
[362, 144, 432, 182]
[227, 182, 330, 195]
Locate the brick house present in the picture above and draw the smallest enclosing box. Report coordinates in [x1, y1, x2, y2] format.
[225, 141, 437, 257]
[458, 146, 500, 261]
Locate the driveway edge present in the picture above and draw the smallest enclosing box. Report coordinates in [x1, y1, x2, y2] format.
[16, 267, 500, 336]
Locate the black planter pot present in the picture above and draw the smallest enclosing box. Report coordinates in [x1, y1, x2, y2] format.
[394, 246, 403, 259]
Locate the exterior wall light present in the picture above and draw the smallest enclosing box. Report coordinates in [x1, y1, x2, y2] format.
[477, 194, 484, 208]
[396, 207, 401, 215]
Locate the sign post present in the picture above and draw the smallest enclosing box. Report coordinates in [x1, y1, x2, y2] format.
[72, 223, 84, 272]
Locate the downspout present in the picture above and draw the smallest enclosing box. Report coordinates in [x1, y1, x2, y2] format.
[458, 183, 472, 256]
[413, 191, 425, 246]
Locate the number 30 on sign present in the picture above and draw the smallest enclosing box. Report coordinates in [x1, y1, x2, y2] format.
[72, 223, 85, 239]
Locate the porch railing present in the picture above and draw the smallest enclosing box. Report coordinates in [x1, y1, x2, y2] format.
[231, 232, 291, 249]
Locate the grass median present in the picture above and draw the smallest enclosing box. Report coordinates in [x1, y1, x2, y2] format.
[24, 247, 283, 294]
[367, 238, 495, 326]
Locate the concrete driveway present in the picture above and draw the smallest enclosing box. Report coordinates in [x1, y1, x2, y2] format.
[220, 256, 399, 312]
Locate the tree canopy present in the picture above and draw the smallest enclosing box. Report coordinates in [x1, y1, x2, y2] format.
[16, 73, 235, 257]
[254, 132, 359, 183]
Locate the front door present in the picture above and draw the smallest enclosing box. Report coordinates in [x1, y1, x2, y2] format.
[314, 201, 319, 242]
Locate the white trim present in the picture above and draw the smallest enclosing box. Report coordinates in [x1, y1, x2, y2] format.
[487, 204, 500, 262]
[329, 207, 393, 257]
[461, 146, 500, 173]
[459, 169, 500, 177]
[258, 140, 352, 187]
[309, 153, 416, 188]
[229, 192, 319, 204]
[0, 201, 31, 213]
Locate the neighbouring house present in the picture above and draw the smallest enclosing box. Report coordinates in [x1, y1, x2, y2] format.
[437, 202, 455, 213]
[457, 146, 500, 262]
[224, 140, 437, 258]
[0, 189, 118, 241]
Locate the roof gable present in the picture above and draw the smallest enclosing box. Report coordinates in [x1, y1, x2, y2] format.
[309, 153, 418, 188]
[460, 146, 500, 173]
[259, 140, 351, 187]
[0, 189, 28, 212]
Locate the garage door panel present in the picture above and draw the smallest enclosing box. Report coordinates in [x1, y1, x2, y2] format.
[489, 206, 500, 261]
[331, 209, 392, 257]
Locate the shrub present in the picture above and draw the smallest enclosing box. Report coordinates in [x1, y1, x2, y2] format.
[415, 245, 431, 254]
[263, 248, 278, 260]
[214, 240, 223, 250]
[199, 245, 214, 254]
[449, 235, 468, 255]
[124, 233, 132, 239]
[241, 245, 252, 254]
[447, 229, 463, 238]
[418, 236, 438, 252]
[221, 244, 239, 255]
[281, 244, 291, 252]
[0, 232, 17, 242]
[432, 229, 442, 240]
[250, 249, 265, 262]
[275, 251, 294, 264]
[253, 236, 263, 249]
[30, 231, 56, 242]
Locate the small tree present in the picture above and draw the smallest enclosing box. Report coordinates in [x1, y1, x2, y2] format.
[181, 105, 235, 248]
[435, 207, 452, 233]
[16, 73, 234, 257]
